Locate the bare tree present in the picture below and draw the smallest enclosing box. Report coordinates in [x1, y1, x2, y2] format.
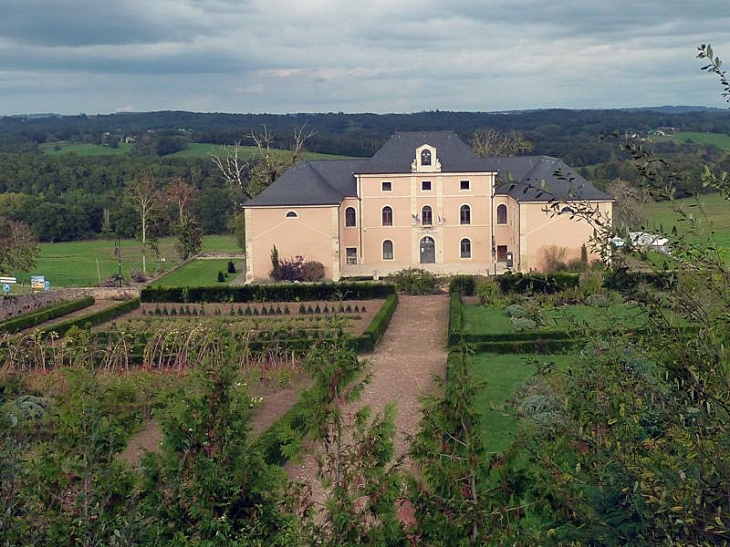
[125, 172, 161, 277]
[164, 177, 203, 260]
[164, 176, 198, 225]
[211, 124, 316, 202]
[606, 178, 649, 229]
[471, 128, 533, 157]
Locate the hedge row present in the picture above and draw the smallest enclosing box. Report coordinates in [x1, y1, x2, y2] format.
[467, 339, 580, 354]
[141, 282, 396, 303]
[448, 292, 465, 346]
[602, 269, 676, 292]
[352, 293, 399, 353]
[0, 296, 95, 334]
[40, 298, 141, 339]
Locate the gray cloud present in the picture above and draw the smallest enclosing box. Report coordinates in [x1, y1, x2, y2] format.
[1, 0, 729, 115]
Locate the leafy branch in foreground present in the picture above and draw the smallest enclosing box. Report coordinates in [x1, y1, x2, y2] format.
[698, 43, 730, 102]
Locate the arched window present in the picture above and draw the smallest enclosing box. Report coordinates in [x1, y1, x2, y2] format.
[382, 240, 394, 260]
[382, 206, 393, 226]
[421, 149, 432, 166]
[286, 211, 298, 218]
[460, 238, 472, 259]
[497, 204, 507, 225]
[460, 204, 471, 225]
[422, 205, 433, 226]
[560, 206, 574, 216]
[345, 207, 356, 227]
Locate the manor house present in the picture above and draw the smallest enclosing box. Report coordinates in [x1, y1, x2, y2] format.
[243, 131, 612, 281]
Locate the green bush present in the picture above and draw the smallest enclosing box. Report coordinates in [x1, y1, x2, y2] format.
[511, 317, 537, 332]
[387, 268, 441, 295]
[475, 277, 501, 306]
[498, 271, 580, 294]
[505, 304, 526, 318]
[585, 293, 610, 307]
[227, 260, 236, 274]
[0, 296, 95, 334]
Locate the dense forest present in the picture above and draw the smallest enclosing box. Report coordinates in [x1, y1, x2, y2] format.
[1, 107, 730, 243]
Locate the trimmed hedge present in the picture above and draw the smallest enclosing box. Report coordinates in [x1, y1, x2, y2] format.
[352, 293, 399, 352]
[602, 269, 676, 292]
[467, 338, 580, 354]
[40, 298, 140, 338]
[448, 275, 477, 296]
[448, 292, 464, 346]
[0, 296, 95, 334]
[141, 282, 396, 303]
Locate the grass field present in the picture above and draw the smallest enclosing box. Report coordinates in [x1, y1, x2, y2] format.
[148, 259, 242, 287]
[468, 352, 576, 452]
[10, 234, 241, 290]
[40, 142, 135, 156]
[40, 141, 354, 161]
[644, 192, 730, 251]
[653, 131, 730, 150]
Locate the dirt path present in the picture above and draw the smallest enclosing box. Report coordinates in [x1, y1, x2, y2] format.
[286, 294, 449, 500]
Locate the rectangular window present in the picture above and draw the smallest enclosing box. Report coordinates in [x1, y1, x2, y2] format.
[382, 181, 392, 192]
[346, 247, 358, 265]
[421, 180, 432, 191]
[460, 180, 470, 190]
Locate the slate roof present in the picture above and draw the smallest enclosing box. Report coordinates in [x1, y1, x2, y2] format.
[245, 131, 612, 207]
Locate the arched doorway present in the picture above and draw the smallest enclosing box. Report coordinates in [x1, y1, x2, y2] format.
[420, 236, 435, 264]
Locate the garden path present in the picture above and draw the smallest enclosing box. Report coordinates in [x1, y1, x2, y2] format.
[285, 293, 449, 504]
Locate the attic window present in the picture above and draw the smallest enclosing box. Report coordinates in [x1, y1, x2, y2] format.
[421, 149, 432, 166]
[285, 211, 298, 218]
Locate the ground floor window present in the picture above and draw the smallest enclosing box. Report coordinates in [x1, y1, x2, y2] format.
[460, 238, 471, 258]
[497, 245, 508, 261]
[382, 240, 393, 260]
[346, 247, 358, 265]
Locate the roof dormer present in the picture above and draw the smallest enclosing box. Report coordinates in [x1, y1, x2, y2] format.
[412, 144, 441, 173]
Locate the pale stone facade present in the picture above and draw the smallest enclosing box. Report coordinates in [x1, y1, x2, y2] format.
[244, 132, 612, 281]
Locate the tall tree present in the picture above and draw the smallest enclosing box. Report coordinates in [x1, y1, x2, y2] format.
[125, 172, 161, 277]
[0, 216, 38, 274]
[164, 176, 202, 260]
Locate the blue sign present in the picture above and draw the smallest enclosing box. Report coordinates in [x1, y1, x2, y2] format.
[2, 284, 9, 293]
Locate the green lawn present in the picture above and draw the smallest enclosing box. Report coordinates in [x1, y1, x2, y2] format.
[11, 235, 240, 290]
[40, 142, 135, 156]
[653, 131, 730, 150]
[462, 303, 651, 335]
[644, 192, 730, 251]
[149, 259, 242, 287]
[468, 352, 577, 452]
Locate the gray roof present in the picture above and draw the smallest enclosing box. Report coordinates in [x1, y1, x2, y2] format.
[488, 156, 614, 202]
[245, 131, 612, 207]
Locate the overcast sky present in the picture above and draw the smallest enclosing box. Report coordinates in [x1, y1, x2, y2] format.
[2, 0, 729, 116]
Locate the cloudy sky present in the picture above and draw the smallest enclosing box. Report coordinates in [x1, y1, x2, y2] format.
[1, 0, 729, 116]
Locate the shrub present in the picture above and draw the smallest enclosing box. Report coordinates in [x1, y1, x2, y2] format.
[476, 277, 501, 306]
[387, 267, 441, 295]
[505, 304, 527, 318]
[130, 268, 147, 282]
[217, 270, 225, 283]
[302, 260, 325, 282]
[511, 317, 537, 331]
[585, 293, 610, 307]
[227, 260, 236, 274]
[542, 244, 568, 273]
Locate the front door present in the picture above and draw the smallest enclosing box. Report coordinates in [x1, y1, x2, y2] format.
[497, 245, 508, 262]
[420, 236, 435, 264]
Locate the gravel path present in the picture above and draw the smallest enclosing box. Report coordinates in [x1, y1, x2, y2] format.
[286, 294, 449, 501]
